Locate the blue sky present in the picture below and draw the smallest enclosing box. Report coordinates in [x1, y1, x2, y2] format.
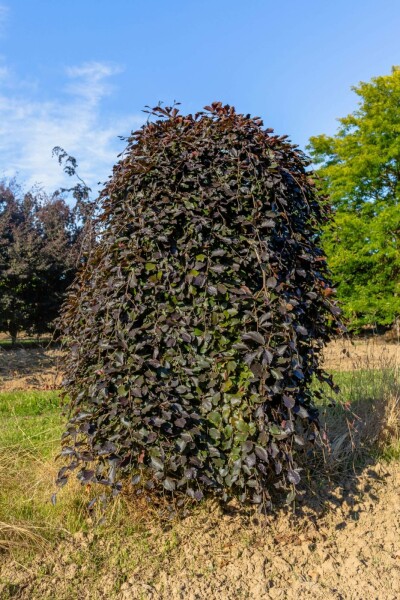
[0, 0, 399, 194]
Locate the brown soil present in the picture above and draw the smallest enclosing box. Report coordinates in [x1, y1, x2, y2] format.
[0, 348, 64, 390]
[138, 463, 400, 600]
[1, 461, 399, 599]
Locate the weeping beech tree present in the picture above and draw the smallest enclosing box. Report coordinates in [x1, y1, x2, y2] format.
[57, 103, 341, 507]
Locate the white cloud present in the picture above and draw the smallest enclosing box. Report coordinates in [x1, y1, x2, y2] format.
[65, 61, 123, 105]
[0, 60, 143, 194]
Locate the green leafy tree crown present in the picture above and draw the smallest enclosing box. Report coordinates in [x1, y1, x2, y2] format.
[308, 67, 400, 329]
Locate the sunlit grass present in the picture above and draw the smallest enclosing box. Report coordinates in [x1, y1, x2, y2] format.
[0, 390, 62, 457]
[322, 366, 399, 405]
[0, 389, 90, 548]
[0, 390, 187, 598]
[0, 390, 61, 416]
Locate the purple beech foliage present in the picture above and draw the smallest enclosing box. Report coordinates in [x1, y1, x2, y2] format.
[58, 103, 341, 507]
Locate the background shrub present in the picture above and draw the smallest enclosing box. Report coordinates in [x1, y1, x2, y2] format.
[58, 103, 341, 506]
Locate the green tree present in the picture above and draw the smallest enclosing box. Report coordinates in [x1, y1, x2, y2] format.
[308, 66, 400, 329]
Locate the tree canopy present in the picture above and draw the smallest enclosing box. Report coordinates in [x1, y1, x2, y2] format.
[308, 67, 400, 329]
[0, 180, 81, 343]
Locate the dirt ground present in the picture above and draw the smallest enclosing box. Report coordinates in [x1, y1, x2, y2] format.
[123, 462, 400, 600]
[0, 347, 64, 390]
[1, 461, 399, 600]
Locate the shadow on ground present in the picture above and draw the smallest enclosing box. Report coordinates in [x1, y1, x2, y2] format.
[0, 346, 63, 389]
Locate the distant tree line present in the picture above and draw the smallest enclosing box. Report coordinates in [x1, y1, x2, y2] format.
[1, 66, 399, 340]
[0, 150, 93, 344]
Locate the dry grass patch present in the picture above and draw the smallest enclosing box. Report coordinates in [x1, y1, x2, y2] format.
[316, 356, 400, 473]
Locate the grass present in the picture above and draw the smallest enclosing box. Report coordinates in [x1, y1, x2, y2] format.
[0, 337, 55, 350]
[0, 390, 60, 416]
[315, 364, 400, 471]
[0, 389, 187, 594]
[0, 390, 62, 456]
[0, 390, 91, 550]
[323, 367, 399, 405]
